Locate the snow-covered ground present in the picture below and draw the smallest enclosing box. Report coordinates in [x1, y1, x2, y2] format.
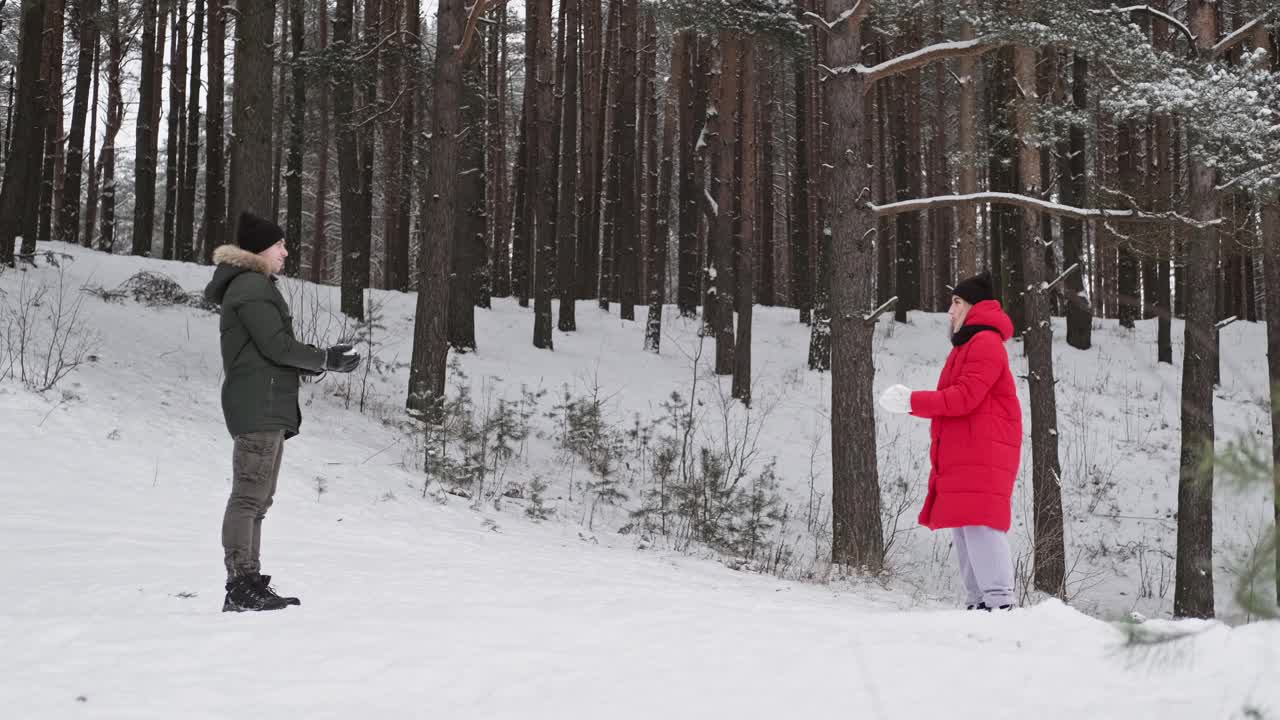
[1, 242, 1277, 718]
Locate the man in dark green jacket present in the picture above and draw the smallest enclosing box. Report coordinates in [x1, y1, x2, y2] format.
[204, 211, 360, 612]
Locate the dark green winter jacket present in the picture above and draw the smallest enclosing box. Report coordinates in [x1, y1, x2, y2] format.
[204, 245, 326, 438]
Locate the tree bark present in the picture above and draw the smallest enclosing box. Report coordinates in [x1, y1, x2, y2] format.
[893, 37, 922, 322]
[510, 97, 530, 306]
[1117, 119, 1140, 329]
[759, 49, 776, 307]
[556, 0, 581, 332]
[826, 0, 884, 572]
[449, 38, 485, 352]
[711, 33, 739, 376]
[177, 0, 203, 263]
[645, 26, 677, 354]
[335, 0, 365, 318]
[0, 0, 46, 266]
[676, 31, 700, 317]
[285, 0, 305, 276]
[956, 0, 978, 277]
[1015, 42, 1065, 597]
[37, 0, 64, 250]
[1263, 193, 1280, 608]
[100, 0, 124, 254]
[790, 19, 812, 323]
[407, 0, 465, 416]
[1174, 0, 1218, 620]
[578, 0, 602, 300]
[530, 0, 556, 349]
[131, 0, 160, 256]
[358, 0, 380, 282]
[487, 3, 510, 297]
[987, 47, 1025, 334]
[310, 0, 330, 282]
[614, 0, 639, 321]
[204, 0, 226, 260]
[1061, 53, 1091, 350]
[227, 0, 277, 239]
[733, 40, 756, 405]
[60, 0, 101, 247]
[82, 29, 101, 249]
[163, 0, 188, 260]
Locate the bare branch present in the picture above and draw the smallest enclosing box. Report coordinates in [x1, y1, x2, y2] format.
[820, 39, 1007, 86]
[1215, 315, 1239, 330]
[1213, 13, 1275, 58]
[1044, 263, 1081, 292]
[863, 297, 898, 324]
[869, 192, 1224, 227]
[802, 0, 872, 32]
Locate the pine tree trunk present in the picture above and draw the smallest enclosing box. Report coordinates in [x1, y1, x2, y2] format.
[758, 50, 776, 307]
[790, 24, 813, 323]
[1117, 120, 1140, 329]
[309, 1, 330, 282]
[530, 0, 556, 349]
[892, 59, 921, 322]
[578, 0, 602, 300]
[487, 4, 510, 297]
[929, 13, 952, 312]
[511, 98, 530, 306]
[1173, 0, 1218, 621]
[956, 1, 978, 277]
[556, 0, 581, 332]
[1015, 42, 1065, 597]
[407, 0, 464, 416]
[0, 0, 46, 267]
[100, 0, 125, 254]
[675, 31, 700, 317]
[38, 0, 64, 249]
[827, 0, 883, 571]
[204, 0, 226, 260]
[227, 0, 277, 240]
[1155, 112, 1174, 363]
[283, 0, 305, 276]
[733, 40, 756, 405]
[381, 0, 405, 290]
[163, 0, 188, 260]
[1061, 53, 1091, 350]
[449, 41, 484, 352]
[1263, 193, 1280, 608]
[271, 1, 286, 225]
[645, 26, 677, 354]
[711, 33, 739, 376]
[60, 0, 101, 247]
[875, 61, 893, 308]
[359, 0, 380, 284]
[130, 0, 160, 256]
[637, 11, 656, 312]
[176, 0, 202, 262]
[335, 0, 365, 318]
[83, 31, 101, 249]
[613, 0, 639, 321]
[598, 2, 619, 312]
[987, 47, 1025, 334]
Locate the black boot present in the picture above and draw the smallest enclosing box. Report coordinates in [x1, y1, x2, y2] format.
[970, 602, 1014, 612]
[257, 574, 301, 606]
[222, 573, 290, 612]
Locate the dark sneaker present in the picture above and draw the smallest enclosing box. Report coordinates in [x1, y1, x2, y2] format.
[222, 574, 290, 612]
[970, 602, 1014, 612]
[256, 574, 301, 606]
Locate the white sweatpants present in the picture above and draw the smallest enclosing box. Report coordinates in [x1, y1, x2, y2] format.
[952, 525, 1015, 607]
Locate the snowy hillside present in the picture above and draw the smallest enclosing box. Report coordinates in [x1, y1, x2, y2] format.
[1, 243, 1277, 719]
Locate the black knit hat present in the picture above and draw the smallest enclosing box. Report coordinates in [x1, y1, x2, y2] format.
[952, 272, 995, 306]
[236, 211, 284, 254]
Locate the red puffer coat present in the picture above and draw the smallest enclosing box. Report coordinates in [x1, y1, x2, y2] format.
[909, 300, 1023, 532]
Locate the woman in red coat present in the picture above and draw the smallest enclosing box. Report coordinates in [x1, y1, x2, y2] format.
[879, 273, 1022, 610]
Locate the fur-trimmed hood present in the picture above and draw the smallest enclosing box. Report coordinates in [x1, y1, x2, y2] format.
[204, 245, 273, 306]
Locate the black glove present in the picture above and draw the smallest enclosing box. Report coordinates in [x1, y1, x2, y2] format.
[324, 344, 361, 373]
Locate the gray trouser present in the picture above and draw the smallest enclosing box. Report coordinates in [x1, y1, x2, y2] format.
[952, 525, 1015, 607]
[222, 430, 285, 581]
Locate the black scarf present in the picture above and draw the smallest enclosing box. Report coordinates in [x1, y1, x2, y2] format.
[951, 324, 1002, 347]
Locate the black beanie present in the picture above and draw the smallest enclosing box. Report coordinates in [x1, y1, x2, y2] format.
[952, 272, 995, 306]
[236, 211, 284, 254]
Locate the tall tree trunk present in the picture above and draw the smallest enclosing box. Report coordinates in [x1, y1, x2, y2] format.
[733, 40, 756, 405]
[227, 0, 277, 237]
[827, 0, 884, 571]
[956, 0, 978, 277]
[335, 0, 365, 318]
[163, 0, 188, 260]
[758, 50, 776, 307]
[38, 0, 64, 249]
[637, 10, 656, 310]
[449, 39, 484, 352]
[486, 3, 510, 297]
[1061, 53, 1091, 350]
[131, 0, 160, 256]
[1155, 113, 1174, 363]
[285, 0, 305, 276]
[675, 31, 700, 317]
[556, 0, 581, 331]
[808, 23, 830, 372]
[1174, 0, 1218, 620]
[597, 2, 619, 312]
[406, 0, 464, 416]
[893, 40, 922, 322]
[510, 98, 530, 306]
[176, 0, 203, 262]
[987, 47, 1025, 334]
[310, 1, 330, 282]
[1015, 43, 1065, 597]
[578, 0, 602, 300]
[359, 0, 380, 282]
[929, 12, 952, 311]
[530, 0, 556, 349]
[645, 26, 677, 354]
[270, 0, 286, 224]
[60, 0, 101, 247]
[614, 0, 639, 321]
[100, 0, 124, 254]
[0, 0, 46, 267]
[791, 25, 813, 323]
[382, 0, 410, 291]
[1264, 193, 1280, 608]
[1117, 120, 1140, 329]
[711, 33, 739, 376]
[83, 29, 102, 249]
[204, 0, 226, 259]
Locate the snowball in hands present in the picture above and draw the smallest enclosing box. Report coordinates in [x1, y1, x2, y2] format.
[878, 384, 913, 414]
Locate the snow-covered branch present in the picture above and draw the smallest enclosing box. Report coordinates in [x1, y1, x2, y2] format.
[863, 297, 897, 325]
[802, 0, 872, 32]
[1087, 5, 1195, 48]
[1212, 13, 1275, 58]
[869, 192, 1225, 228]
[1044, 263, 1081, 293]
[821, 39, 1005, 86]
[1215, 316, 1240, 330]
